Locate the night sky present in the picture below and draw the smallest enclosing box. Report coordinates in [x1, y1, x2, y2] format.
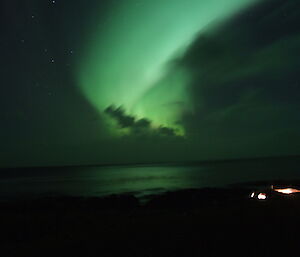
[1, 0, 300, 167]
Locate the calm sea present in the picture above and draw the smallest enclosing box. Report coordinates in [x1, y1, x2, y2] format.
[0, 157, 299, 201]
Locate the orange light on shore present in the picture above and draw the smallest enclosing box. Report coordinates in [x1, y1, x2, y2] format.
[257, 193, 267, 200]
[274, 188, 300, 194]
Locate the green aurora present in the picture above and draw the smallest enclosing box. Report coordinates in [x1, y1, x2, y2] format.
[78, 0, 257, 134]
[2, 0, 300, 167]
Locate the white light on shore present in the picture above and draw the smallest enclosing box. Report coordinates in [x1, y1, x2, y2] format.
[257, 193, 267, 200]
[274, 188, 300, 194]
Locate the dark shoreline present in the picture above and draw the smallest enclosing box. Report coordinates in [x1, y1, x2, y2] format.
[1, 186, 300, 257]
[1, 154, 300, 256]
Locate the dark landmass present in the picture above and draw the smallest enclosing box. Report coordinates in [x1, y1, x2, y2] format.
[1, 186, 300, 257]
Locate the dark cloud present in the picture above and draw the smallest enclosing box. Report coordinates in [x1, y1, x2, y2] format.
[157, 126, 176, 137]
[104, 105, 178, 137]
[183, 0, 300, 105]
[135, 118, 152, 130]
[176, 0, 300, 157]
[105, 106, 136, 128]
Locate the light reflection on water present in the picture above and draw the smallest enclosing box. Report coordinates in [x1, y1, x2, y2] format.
[0, 157, 300, 200]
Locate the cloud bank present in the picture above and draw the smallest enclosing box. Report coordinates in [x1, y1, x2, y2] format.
[133, 0, 300, 159]
[104, 105, 179, 137]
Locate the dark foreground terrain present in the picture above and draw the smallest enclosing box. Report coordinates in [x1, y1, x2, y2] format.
[1, 187, 300, 257]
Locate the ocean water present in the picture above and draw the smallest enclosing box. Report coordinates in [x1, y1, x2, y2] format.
[0, 157, 299, 201]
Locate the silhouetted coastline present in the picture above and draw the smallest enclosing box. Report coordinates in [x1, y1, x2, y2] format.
[1, 185, 300, 257]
